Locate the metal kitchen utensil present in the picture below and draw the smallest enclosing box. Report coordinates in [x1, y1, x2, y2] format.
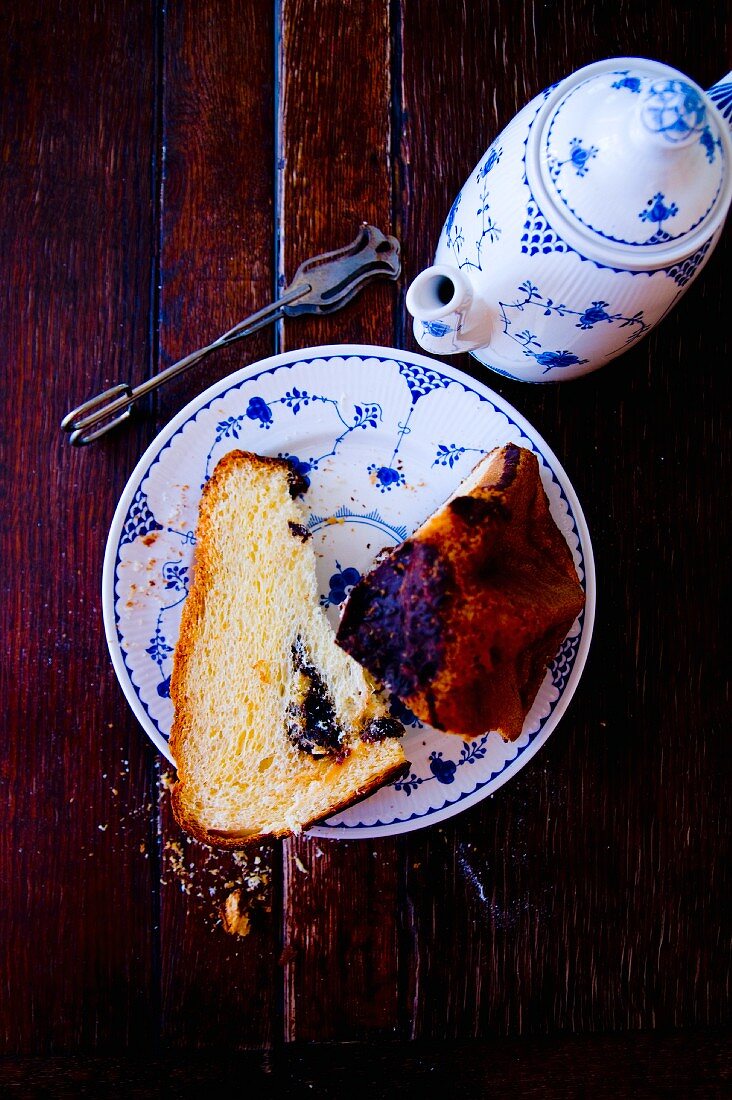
[61, 223, 401, 445]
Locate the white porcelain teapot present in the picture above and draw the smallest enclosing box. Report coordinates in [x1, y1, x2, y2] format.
[406, 57, 732, 381]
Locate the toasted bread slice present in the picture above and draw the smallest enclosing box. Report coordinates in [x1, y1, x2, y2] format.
[170, 450, 407, 848]
[336, 444, 585, 742]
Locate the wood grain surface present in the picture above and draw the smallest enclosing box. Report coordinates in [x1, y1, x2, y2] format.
[1, 1028, 730, 1098]
[278, 0, 404, 1044]
[0, 0, 159, 1053]
[1, 0, 730, 1078]
[154, 0, 280, 1051]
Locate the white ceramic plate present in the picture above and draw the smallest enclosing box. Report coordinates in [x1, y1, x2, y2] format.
[103, 344, 595, 839]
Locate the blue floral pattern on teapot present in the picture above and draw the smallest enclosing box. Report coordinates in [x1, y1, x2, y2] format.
[406, 57, 732, 381]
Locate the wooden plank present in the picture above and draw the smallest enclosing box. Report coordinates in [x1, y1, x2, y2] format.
[155, 0, 281, 1050]
[153, 0, 278, 426]
[1, 1027, 730, 1096]
[277, 0, 404, 1042]
[397, 0, 563, 1041]
[277, 0, 398, 352]
[399, 0, 731, 1037]
[0, 1, 159, 1052]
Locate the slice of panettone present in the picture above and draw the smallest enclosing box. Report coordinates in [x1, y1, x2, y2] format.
[170, 450, 408, 848]
[336, 443, 585, 741]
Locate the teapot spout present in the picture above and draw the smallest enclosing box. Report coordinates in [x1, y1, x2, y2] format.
[405, 265, 493, 356]
[708, 71, 732, 132]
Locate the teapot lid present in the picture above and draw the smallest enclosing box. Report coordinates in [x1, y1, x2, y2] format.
[527, 58, 732, 267]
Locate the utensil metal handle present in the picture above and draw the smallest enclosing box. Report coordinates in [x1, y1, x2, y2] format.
[60, 285, 307, 446]
[61, 224, 400, 446]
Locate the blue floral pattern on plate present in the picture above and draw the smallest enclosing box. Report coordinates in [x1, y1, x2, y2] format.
[104, 348, 594, 840]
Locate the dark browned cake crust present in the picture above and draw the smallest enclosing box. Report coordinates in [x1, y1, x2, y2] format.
[336, 443, 586, 741]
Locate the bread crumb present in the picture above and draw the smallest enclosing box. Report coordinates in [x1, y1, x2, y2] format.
[157, 777, 273, 930]
[222, 889, 251, 937]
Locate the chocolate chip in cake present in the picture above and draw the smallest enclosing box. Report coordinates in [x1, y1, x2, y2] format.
[286, 637, 348, 759]
[360, 716, 405, 744]
[287, 521, 311, 542]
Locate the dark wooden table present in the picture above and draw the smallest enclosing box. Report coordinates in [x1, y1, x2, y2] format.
[2, 2, 730, 1095]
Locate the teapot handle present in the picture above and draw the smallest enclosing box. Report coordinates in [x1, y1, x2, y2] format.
[707, 72, 732, 129]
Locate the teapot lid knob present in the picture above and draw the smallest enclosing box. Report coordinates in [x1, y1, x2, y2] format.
[639, 78, 708, 147]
